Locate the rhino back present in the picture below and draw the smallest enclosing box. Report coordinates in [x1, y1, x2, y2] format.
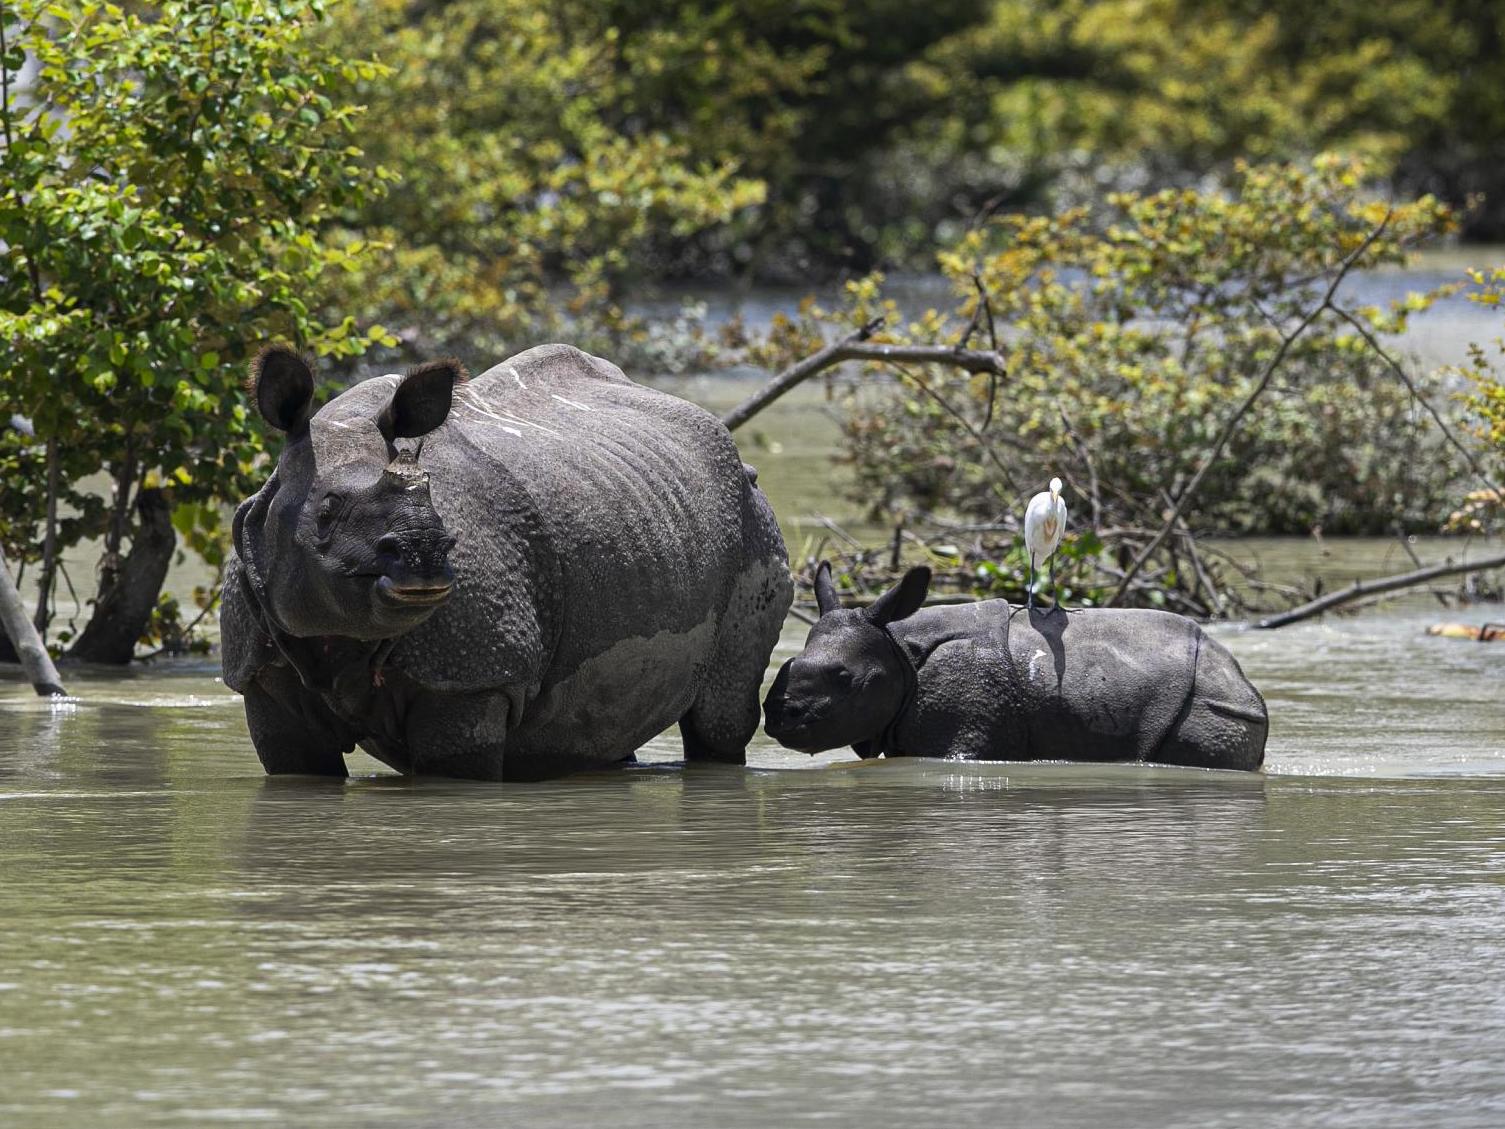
[394, 345, 749, 704]
[893, 603, 1203, 761]
[1005, 608, 1202, 760]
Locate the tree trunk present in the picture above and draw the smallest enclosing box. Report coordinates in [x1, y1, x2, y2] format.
[67, 487, 177, 664]
[0, 547, 66, 695]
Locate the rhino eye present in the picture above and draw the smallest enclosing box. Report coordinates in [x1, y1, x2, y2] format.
[316, 493, 344, 536]
[831, 667, 853, 689]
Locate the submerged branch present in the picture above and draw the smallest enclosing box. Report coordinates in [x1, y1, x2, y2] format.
[1255, 551, 1505, 629]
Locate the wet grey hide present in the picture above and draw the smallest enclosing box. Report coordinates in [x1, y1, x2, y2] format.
[763, 563, 1267, 770]
[222, 343, 792, 780]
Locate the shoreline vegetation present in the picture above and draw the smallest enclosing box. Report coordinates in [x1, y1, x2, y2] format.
[3, 2, 1505, 675]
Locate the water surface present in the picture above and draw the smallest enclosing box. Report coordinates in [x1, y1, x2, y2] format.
[3, 608, 1503, 1128]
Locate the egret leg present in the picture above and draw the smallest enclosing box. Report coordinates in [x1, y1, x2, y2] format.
[1027, 553, 1036, 611]
[1050, 554, 1059, 612]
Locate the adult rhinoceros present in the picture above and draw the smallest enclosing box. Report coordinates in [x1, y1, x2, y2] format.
[221, 343, 791, 780]
[763, 564, 1268, 771]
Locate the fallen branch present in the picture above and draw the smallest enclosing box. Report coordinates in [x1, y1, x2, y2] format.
[1394, 532, 1451, 608]
[721, 318, 1007, 432]
[1108, 212, 1392, 606]
[0, 548, 66, 696]
[1255, 551, 1505, 629]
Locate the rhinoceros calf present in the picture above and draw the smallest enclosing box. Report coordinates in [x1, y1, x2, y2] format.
[764, 564, 1267, 771]
[222, 343, 791, 780]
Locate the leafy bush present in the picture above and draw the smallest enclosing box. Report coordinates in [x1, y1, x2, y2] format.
[1453, 265, 1505, 532]
[766, 159, 1467, 552]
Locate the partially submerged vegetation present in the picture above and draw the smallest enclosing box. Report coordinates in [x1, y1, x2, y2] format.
[744, 159, 1502, 619]
[1458, 265, 1505, 533]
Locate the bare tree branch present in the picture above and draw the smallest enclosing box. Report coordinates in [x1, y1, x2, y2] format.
[890, 361, 1020, 494]
[721, 318, 1007, 432]
[1059, 407, 1102, 529]
[1256, 551, 1505, 629]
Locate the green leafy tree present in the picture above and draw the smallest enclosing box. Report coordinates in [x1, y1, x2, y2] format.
[329, 0, 768, 355]
[1242, 0, 1505, 240]
[0, 0, 391, 661]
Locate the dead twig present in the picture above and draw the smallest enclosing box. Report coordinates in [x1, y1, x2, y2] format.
[1395, 532, 1451, 608]
[814, 515, 864, 550]
[1059, 407, 1102, 529]
[890, 361, 1019, 493]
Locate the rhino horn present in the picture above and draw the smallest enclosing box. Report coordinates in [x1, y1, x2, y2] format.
[383, 446, 429, 489]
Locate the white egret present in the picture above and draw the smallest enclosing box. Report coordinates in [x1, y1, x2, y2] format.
[1023, 477, 1067, 611]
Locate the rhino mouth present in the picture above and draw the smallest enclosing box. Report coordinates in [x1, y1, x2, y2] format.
[763, 711, 829, 753]
[375, 575, 454, 608]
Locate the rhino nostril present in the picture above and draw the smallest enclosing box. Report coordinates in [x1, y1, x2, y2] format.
[375, 533, 403, 559]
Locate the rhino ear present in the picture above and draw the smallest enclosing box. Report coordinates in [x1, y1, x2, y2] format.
[249, 344, 315, 433]
[814, 560, 841, 616]
[866, 566, 931, 626]
[380, 357, 467, 441]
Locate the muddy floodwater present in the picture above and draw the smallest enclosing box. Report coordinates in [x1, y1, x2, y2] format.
[3, 601, 1504, 1128]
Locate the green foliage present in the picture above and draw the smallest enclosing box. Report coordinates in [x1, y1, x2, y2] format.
[326, 0, 986, 349]
[0, 2, 386, 595]
[773, 159, 1466, 547]
[1453, 265, 1505, 532]
[958, 528, 1109, 608]
[315, 1, 1505, 317]
[915, 1, 1453, 166]
[820, 0, 1505, 264]
[329, 0, 767, 351]
[142, 588, 215, 658]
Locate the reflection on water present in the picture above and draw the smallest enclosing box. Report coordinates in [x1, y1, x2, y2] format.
[2, 604, 1503, 1127]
